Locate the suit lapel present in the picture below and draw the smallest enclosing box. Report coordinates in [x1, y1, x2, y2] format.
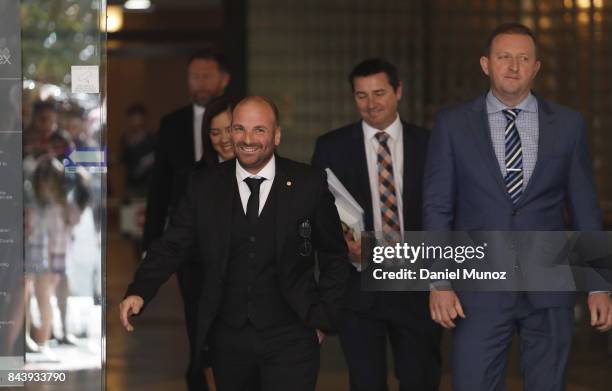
[467, 95, 513, 204]
[214, 160, 236, 275]
[350, 124, 374, 230]
[274, 156, 293, 263]
[517, 96, 555, 205]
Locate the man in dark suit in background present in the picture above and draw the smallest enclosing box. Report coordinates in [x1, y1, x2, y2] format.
[121, 96, 350, 391]
[424, 23, 612, 390]
[142, 50, 230, 391]
[312, 58, 441, 391]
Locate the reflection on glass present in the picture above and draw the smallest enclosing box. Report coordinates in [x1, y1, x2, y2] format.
[18, 0, 104, 384]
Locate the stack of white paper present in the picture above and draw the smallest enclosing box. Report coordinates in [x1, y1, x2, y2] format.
[325, 168, 365, 241]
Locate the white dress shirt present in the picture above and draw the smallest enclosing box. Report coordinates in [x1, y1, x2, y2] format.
[362, 114, 405, 233]
[193, 104, 205, 161]
[236, 155, 276, 215]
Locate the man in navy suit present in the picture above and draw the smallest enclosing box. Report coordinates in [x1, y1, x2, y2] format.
[424, 23, 612, 390]
[312, 58, 441, 390]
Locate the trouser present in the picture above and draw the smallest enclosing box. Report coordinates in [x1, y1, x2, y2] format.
[177, 260, 206, 391]
[210, 321, 320, 391]
[339, 301, 442, 391]
[452, 293, 574, 391]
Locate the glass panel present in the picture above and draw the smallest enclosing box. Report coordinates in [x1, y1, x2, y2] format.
[1, 0, 106, 389]
[0, 0, 25, 378]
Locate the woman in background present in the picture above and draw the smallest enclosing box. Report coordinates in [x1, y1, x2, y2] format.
[29, 155, 80, 361]
[198, 95, 241, 168]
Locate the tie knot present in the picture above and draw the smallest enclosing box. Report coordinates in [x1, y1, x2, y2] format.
[375, 131, 390, 145]
[244, 177, 265, 192]
[502, 108, 521, 122]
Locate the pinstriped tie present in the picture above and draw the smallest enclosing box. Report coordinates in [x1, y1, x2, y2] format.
[375, 132, 401, 238]
[503, 108, 523, 204]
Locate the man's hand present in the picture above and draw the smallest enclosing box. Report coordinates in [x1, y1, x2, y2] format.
[587, 292, 612, 332]
[344, 233, 361, 263]
[316, 329, 325, 344]
[119, 295, 144, 332]
[429, 289, 465, 329]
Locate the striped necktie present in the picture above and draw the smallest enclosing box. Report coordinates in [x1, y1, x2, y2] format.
[503, 108, 523, 204]
[375, 132, 401, 238]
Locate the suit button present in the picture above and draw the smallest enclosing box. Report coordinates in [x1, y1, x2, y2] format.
[512, 209, 518, 216]
[249, 236, 255, 243]
[249, 253, 255, 259]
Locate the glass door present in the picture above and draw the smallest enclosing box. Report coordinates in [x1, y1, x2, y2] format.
[1, 1, 106, 389]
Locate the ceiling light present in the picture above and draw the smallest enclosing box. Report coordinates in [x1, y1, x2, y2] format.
[124, 0, 151, 10]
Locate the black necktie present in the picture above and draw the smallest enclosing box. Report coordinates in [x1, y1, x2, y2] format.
[244, 177, 265, 224]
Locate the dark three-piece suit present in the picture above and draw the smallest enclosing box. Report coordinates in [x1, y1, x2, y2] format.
[128, 156, 350, 390]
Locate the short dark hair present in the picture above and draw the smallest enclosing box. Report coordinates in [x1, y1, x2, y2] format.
[64, 102, 85, 119]
[485, 23, 538, 56]
[188, 49, 229, 74]
[202, 95, 242, 135]
[32, 100, 57, 116]
[349, 58, 400, 91]
[49, 129, 73, 146]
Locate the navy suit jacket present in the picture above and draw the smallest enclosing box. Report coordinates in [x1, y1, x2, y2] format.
[423, 93, 602, 308]
[312, 120, 431, 316]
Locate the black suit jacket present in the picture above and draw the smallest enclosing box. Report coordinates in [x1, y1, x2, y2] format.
[311, 120, 430, 314]
[142, 105, 196, 250]
[126, 156, 350, 351]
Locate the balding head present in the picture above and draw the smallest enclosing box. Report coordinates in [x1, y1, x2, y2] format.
[231, 95, 282, 174]
[234, 96, 280, 128]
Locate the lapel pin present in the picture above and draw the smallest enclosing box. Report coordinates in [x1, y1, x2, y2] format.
[286, 180, 292, 187]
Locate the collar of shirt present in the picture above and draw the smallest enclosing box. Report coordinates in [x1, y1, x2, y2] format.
[192, 104, 206, 161]
[235, 155, 276, 183]
[486, 90, 537, 114]
[362, 114, 402, 142]
[193, 104, 205, 117]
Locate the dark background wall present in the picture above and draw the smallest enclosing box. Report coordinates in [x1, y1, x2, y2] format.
[107, 0, 612, 222]
[246, 0, 612, 222]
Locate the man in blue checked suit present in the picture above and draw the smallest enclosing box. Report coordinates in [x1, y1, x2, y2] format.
[423, 23, 612, 390]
